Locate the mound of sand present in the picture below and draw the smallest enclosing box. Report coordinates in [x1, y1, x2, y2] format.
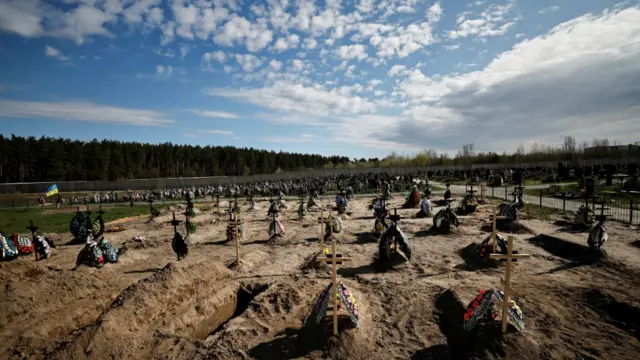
[48, 261, 236, 359]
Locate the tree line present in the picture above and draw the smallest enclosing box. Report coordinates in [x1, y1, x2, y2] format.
[1, 135, 638, 183]
[0, 135, 350, 183]
[328, 136, 640, 169]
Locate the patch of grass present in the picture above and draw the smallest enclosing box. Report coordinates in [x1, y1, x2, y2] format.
[522, 204, 568, 222]
[0, 205, 166, 235]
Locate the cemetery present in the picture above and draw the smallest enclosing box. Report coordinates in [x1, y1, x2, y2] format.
[1, 186, 639, 360]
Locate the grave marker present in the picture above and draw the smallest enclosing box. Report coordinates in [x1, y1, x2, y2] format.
[489, 208, 507, 253]
[315, 239, 353, 336]
[488, 235, 530, 333]
[229, 212, 242, 265]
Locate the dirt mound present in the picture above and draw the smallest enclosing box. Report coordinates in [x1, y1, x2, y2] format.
[0, 264, 122, 358]
[47, 261, 235, 359]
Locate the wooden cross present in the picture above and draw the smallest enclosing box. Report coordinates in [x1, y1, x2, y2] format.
[27, 220, 41, 260]
[480, 183, 487, 203]
[317, 211, 333, 251]
[489, 208, 507, 252]
[167, 212, 183, 233]
[315, 239, 352, 336]
[229, 212, 242, 265]
[27, 220, 39, 237]
[216, 195, 220, 214]
[488, 235, 530, 333]
[97, 206, 105, 216]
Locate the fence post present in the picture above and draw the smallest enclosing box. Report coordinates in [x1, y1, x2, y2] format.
[562, 193, 566, 211]
[585, 195, 588, 208]
[631, 199, 634, 225]
[12, 200, 15, 209]
[539, 190, 543, 207]
[504, 186, 508, 200]
[26, 199, 29, 208]
[491, 187, 494, 198]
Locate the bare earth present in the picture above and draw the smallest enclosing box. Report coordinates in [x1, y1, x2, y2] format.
[1, 197, 639, 360]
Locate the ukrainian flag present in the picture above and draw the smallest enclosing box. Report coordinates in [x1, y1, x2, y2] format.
[46, 184, 59, 197]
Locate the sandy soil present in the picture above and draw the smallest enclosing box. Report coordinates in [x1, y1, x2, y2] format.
[1, 196, 639, 360]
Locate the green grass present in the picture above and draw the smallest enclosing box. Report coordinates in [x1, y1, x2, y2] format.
[0, 205, 166, 235]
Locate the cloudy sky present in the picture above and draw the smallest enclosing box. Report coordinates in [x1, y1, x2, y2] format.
[0, 0, 639, 158]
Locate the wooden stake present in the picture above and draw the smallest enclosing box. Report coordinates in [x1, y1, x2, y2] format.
[488, 236, 531, 333]
[315, 227, 352, 336]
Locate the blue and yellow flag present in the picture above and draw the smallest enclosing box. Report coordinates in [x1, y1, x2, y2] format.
[46, 184, 58, 197]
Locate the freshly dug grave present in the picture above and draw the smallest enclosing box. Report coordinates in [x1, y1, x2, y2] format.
[1, 196, 640, 360]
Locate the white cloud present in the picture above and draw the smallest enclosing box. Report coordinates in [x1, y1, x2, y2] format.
[426, 2, 443, 23]
[356, 0, 375, 14]
[189, 109, 238, 119]
[444, 44, 460, 50]
[155, 48, 175, 58]
[184, 128, 235, 137]
[390, 6, 640, 152]
[303, 37, 317, 49]
[208, 81, 376, 117]
[0, 99, 173, 126]
[539, 6, 560, 15]
[337, 44, 368, 61]
[179, 45, 190, 58]
[269, 59, 283, 71]
[44, 45, 70, 61]
[370, 21, 436, 58]
[214, 14, 273, 52]
[387, 64, 407, 76]
[272, 33, 300, 52]
[449, 2, 517, 40]
[155, 65, 173, 79]
[235, 53, 264, 72]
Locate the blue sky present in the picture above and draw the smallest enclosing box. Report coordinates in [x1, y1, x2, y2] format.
[1, 0, 639, 159]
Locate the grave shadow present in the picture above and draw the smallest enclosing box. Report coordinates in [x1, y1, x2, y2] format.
[243, 239, 271, 245]
[251, 308, 357, 359]
[353, 232, 376, 244]
[249, 327, 307, 360]
[411, 345, 451, 360]
[631, 240, 640, 248]
[414, 229, 434, 237]
[528, 234, 607, 265]
[337, 264, 377, 277]
[202, 239, 228, 246]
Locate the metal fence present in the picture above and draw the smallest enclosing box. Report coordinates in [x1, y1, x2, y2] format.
[1, 155, 638, 194]
[446, 184, 639, 225]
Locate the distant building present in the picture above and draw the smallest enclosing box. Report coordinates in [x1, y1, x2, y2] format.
[583, 144, 640, 155]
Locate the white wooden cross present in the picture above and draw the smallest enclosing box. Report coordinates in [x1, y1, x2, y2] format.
[488, 235, 530, 333]
[315, 239, 352, 336]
